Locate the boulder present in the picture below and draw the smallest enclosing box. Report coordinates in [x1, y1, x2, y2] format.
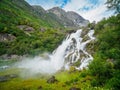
[0, 74, 18, 82]
[17, 25, 35, 32]
[0, 76, 9, 82]
[47, 76, 58, 84]
[25, 27, 34, 32]
[0, 33, 16, 42]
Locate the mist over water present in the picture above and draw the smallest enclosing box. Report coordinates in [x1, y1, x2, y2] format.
[15, 29, 95, 75]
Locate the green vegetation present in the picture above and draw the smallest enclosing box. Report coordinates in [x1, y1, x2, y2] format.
[0, 0, 120, 90]
[0, 0, 65, 55]
[87, 14, 120, 90]
[0, 68, 106, 90]
[106, 0, 120, 13]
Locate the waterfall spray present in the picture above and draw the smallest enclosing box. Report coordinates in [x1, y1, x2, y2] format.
[16, 29, 95, 74]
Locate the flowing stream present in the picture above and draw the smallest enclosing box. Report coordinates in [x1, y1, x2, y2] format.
[16, 29, 95, 74]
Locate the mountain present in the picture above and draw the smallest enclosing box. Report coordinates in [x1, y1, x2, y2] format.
[0, 0, 65, 55]
[32, 5, 64, 28]
[0, 0, 89, 56]
[66, 11, 89, 27]
[48, 7, 89, 27]
[32, 5, 46, 14]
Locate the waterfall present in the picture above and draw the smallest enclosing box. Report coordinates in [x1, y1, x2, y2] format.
[16, 29, 95, 74]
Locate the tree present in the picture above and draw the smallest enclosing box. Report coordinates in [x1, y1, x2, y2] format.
[106, 0, 120, 13]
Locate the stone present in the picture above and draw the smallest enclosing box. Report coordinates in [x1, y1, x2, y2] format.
[0, 74, 18, 82]
[0, 76, 9, 82]
[25, 27, 34, 32]
[47, 76, 58, 84]
[0, 33, 16, 42]
[17, 25, 35, 32]
[40, 28, 45, 32]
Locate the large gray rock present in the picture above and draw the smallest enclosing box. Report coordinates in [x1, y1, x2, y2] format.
[47, 76, 58, 84]
[0, 74, 18, 82]
[17, 25, 35, 32]
[0, 33, 16, 42]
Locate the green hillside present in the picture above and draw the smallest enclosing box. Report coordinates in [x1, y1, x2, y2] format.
[0, 0, 65, 55]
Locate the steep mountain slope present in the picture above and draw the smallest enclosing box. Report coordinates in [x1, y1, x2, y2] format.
[32, 5, 64, 28]
[48, 7, 89, 27]
[66, 11, 89, 27]
[48, 7, 75, 27]
[0, 0, 65, 55]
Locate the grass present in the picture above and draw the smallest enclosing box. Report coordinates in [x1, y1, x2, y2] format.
[0, 67, 107, 90]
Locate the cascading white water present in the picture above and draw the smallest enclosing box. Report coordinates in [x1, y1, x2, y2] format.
[16, 29, 95, 74]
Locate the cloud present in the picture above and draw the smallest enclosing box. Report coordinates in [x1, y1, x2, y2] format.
[25, 0, 71, 9]
[63, 0, 114, 22]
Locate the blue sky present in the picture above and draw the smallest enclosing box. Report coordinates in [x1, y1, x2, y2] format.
[25, 0, 114, 22]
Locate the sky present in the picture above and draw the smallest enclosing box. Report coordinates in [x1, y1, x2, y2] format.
[25, 0, 114, 22]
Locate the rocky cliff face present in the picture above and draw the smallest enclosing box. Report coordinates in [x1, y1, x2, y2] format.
[66, 11, 89, 27]
[48, 7, 75, 27]
[48, 7, 89, 27]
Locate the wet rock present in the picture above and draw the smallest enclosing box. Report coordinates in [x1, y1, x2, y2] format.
[47, 76, 58, 84]
[72, 38, 76, 44]
[69, 87, 81, 90]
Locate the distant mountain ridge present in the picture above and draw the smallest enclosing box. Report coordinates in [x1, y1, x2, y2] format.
[32, 5, 89, 28]
[48, 7, 89, 27]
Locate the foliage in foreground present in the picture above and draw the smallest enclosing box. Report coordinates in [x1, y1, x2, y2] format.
[88, 14, 120, 90]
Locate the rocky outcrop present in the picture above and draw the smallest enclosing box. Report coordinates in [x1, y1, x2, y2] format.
[17, 25, 35, 32]
[67, 11, 89, 27]
[0, 33, 16, 42]
[48, 7, 75, 27]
